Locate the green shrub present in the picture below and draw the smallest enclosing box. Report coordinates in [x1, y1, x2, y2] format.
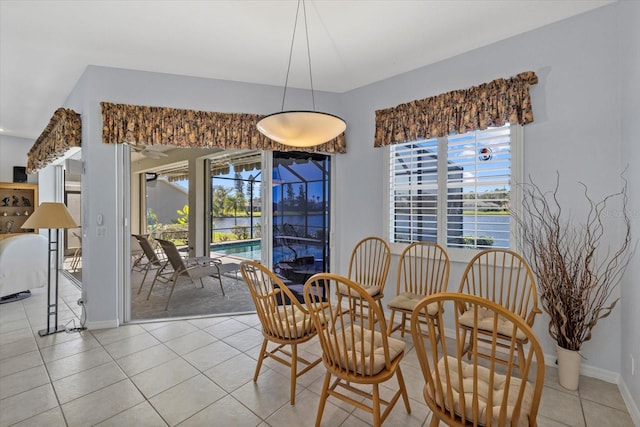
[463, 236, 494, 247]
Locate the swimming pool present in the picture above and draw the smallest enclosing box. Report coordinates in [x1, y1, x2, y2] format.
[210, 239, 325, 264]
[210, 240, 261, 261]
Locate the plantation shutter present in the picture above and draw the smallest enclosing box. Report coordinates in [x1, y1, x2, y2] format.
[446, 126, 512, 249]
[388, 139, 439, 244]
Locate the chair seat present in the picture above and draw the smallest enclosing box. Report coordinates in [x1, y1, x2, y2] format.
[335, 327, 405, 375]
[337, 282, 381, 298]
[459, 308, 527, 340]
[427, 356, 534, 427]
[182, 265, 219, 278]
[388, 292, 440, 315]
[272, 305, 315, 339]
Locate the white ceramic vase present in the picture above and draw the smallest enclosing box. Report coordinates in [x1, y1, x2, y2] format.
[557, 344, 581, 390]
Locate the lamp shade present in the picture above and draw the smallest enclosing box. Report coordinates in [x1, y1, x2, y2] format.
[257, 111, 346, 148]
[21, 202, 78, 229]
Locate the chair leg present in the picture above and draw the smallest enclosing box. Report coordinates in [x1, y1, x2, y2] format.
[164, 277, 179, 310]
[387, 309, 396, 336]
[517, 342, 526, 376]
[372, 383, 381, 427]
[290, 344, 297, 405]
[400, 312, 407, 337]
[254, 339, 268, 382]
[216, 275, 226, 295]
[429, 413, 440, 427]
[396, 365, 411, 413]
[138, 264, 151, 294]
[315, 372, 331, 427]
[146, 268, 163, 300]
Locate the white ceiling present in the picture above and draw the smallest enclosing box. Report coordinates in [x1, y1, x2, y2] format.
[0, 0, 613, 140]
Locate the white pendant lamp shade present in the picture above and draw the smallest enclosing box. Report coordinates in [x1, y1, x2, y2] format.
[257, 111, 346, 147]
[257, 0, 346, 148]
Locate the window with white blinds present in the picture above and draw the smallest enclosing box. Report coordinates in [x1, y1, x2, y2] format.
[387, 124, 520, 252]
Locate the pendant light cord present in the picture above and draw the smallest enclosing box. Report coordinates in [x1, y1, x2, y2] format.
[280, 0, 315, 112]
[302, 0, 316, 111]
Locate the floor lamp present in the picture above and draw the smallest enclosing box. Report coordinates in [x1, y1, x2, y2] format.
[21, 202, 78, 336]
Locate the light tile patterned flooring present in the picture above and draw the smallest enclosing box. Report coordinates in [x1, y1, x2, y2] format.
[0, 276, 634, 426]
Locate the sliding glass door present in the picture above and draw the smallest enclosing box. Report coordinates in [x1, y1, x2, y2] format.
[272, 151, 330, 289]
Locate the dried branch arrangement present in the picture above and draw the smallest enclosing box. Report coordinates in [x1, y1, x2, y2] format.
[513, 173, 634, 351]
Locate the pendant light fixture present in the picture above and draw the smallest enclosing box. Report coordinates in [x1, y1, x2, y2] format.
[257, 0, 346, 147]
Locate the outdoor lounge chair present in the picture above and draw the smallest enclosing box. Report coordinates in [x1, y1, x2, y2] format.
[132, 234, 173, 295]
[152, 238, 227, 310]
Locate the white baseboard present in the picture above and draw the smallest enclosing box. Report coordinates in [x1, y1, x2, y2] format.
[618, 379, 640, 427]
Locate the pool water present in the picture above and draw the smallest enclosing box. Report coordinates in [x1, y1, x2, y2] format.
[210, 240, 261, 261]
[210, 239, 325, 265]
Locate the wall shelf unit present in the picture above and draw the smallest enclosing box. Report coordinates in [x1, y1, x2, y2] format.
[0, 182, 39, 240]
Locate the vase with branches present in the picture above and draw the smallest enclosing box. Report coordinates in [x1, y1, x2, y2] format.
[513, 173, 634, 357]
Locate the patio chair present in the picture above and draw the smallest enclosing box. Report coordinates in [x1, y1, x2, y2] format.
[69, 231, 82, 272]
[411, 293, 545, 427]
[130, 234, 146, 273]
[457, 249, 541, 374]
[152, 238, 226, 310]
[338, 237, 391, 325]
[387, 241, 450, 338]
[240, 260, 321, 405]
[132, 234, 173, 295]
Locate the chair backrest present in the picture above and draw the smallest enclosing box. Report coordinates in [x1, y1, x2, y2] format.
[347, 237, 391, 292]
[396, 241, 450, 297]
[240, 260, 314, 340]
[133, 234, 162, 264]
[304, 273, 395, 377]
[130, 235, 143, 255]
[458, 249, 540, 326]
[155, 238, 187, 273]
[411, 293, 545, 427]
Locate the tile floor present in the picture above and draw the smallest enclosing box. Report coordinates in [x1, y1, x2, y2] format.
[0, 276, 635, 426]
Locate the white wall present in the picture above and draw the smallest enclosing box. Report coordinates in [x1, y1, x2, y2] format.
[0, 135, 37, 184]
[146, 179, 188, 225]
[336, 2, 631, 379]
[619, 0, 640, 418]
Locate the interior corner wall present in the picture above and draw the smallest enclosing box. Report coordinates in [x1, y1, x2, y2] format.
[337, 2, 628, 377]
[0, 135, 37, 184]
[618, 0, 640, 418]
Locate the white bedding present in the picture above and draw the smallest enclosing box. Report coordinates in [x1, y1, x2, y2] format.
[0, 234, 48, 298]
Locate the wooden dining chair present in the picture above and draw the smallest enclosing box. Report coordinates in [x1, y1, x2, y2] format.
[304, 273, 411, 427]
[338, 237, 391, 320]
[240, 260, 321, 405]
[457, 249, 541, 374]
[152, 238, 226, 310]
[387, 241, 450, 338]
[411, 293, 545, 427]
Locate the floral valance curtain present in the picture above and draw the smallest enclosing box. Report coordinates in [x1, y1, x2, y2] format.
[374, 71, 538, 147]
[26, 108, 82, 173]
[101, 102, 346, 154]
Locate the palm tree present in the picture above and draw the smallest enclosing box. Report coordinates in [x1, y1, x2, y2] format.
[211, 185, 231, 217]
